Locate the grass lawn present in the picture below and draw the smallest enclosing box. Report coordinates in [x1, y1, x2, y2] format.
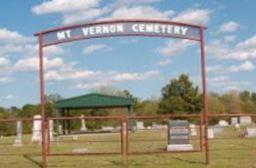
[0, 127, 256, 168]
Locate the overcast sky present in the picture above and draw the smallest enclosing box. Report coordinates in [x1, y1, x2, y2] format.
[0, 0, 255, 107]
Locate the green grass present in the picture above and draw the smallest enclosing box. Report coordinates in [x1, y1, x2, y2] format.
[0, 127, 256, 168]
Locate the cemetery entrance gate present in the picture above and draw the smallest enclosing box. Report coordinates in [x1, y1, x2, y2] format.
[34, 19, 209, 167]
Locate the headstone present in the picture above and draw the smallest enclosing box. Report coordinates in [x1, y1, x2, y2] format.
[240, 116, 252, 125]
[80, 115, 87, 131]
[58, 125, 63, 134]
[147, 126, 152, 130]
[208, 128, 214, 139]
[31, 115, 42, 143]
[102, 126, 115, 132]
[231, 117, 239, 125]
[136, 121, 144, 130]
[167, 120, 193, 151]
[72, 135, 79, 141]
[72, 148, 89, 154]
[245, 127, 256, 138]
[13, 121, 23, 146]
[49, 120, 54, 141]
[235, 123, 240, 129]
[212, 125, 223, 134]
[116, 126, 121, 131]
[152, 124, 167, 130]
[218, 120, 229, 127]
[189, 124, 197, 136]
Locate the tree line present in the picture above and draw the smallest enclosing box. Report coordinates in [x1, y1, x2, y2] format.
[0, 74, 255, 133]
[0, 74, 256, 119]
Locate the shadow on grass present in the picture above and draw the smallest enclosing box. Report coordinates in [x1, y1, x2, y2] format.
[171, 156, 205, 165]
[23, 154, 42, 168]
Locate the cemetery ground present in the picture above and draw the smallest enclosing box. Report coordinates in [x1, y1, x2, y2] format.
[0, 127, 256, 168]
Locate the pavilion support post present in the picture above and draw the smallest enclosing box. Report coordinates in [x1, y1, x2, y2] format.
[128, 106, 134, 131]
[61, 109, 66, 135]
[67, 109, 71, 134]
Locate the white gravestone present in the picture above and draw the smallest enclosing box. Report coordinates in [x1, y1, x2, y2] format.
[102, 126, 115, 132]
[235, 123, 240, 129]
[245, 128, 256, 138]
[72, 148, 89, 154]
[49, 120, 54, 141]
[58, 125, 63, 134]
[208, 128, 214, 139]
[13, 121, 23, 146]
[231, 117, 239, 125]
[136, 121, 144, 130]
[72, 135, 79, 141]
[189, 124, 197, 136]
[31, 115, 42, 143]
[213, 126, 223, 134]
[240, 116, 252, 125]
[218, 120, 229, 127]
[80, 115, 87, 131]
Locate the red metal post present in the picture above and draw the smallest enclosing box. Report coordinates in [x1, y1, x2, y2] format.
[125, 117, 129, 155]
[39, 34, 47, 168]
[200, 27, 209, 165]
[47, 120, 50, 155]
[121, 118, 124, 155]
[199, 113, 203, 151]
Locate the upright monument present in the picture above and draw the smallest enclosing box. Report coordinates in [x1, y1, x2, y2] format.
[167, 120, 193, 151]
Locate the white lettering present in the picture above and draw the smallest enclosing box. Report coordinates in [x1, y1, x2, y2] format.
[160, 25, 166, 33]
[167, 25, 173, 34]
[174, 26, 181, 34]
[181, 27, 188, 35]
[102, 25, 109, 34]
[57, 30, 71, 40]
[145, 24, 154, 33]
[116, 24, 124, 32]
[154, 24, 160, 33]
[132, 24, 139, 32]
[82, 24, 124, 36]
[89, 27, 95, 35]
[82, 28, 89, 36]
[139, 24, 145, 32]
[95, 26, 102, 34]
[109, 25, 116, 33]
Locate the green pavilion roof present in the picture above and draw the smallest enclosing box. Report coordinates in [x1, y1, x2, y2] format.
[55, 93, 134, 109]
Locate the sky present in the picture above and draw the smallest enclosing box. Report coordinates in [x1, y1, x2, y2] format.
[0, 0, 256, 107]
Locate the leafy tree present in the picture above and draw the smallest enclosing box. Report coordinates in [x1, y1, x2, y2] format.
[21, 104, 40, 117]
[158, 74, 202, 114]
[220, 91, 242, 114]
[0, 107, 7, 118]
[135, 99, 159, 126]
[209, 93, 226, 113]
[45, 93, 63, 103]
[135, 99, 159, 116]
[251, 92, 256, 104]
[44, 93, 63, 117]
[239, 91, 251, 101]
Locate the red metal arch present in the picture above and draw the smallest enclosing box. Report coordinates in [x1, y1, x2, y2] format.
[35, 19, 209, 167]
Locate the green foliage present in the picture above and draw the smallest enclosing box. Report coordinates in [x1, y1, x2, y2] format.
[21, 104, 40, 117]
[252, 92, 256, 104]
[239, 91, 251, 101]
[158, 74, 202, 114]
[219, 91, 242, 113]
[209, 93, 227, 114]
[135, 99, 160, 126]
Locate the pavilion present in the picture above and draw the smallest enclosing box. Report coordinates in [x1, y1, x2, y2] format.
[54, 93, 135, 134]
